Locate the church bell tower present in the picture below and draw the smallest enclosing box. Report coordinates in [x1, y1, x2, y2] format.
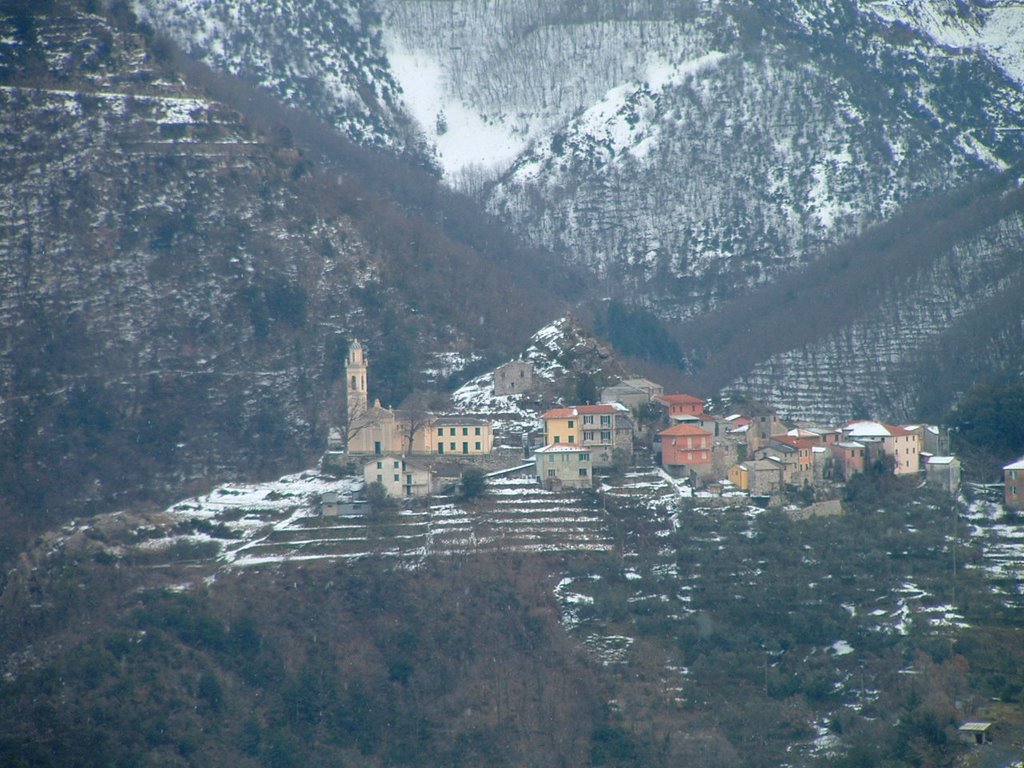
[345, 339, 368, 422]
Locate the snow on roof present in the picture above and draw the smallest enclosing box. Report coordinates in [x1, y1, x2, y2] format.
[1004, 456, 1024, 470]
[812, 446, 828, 453]
[927, 456, 957, 465]
[534, 443, 590, 454]
[844, 421, 891, 438]
[728, 424, 751, 434]
[542, 407, 577, 420]
[837, 441, 866, 449]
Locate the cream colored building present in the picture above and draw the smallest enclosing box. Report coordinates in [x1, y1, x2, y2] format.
[534, 444, 593, 490]
[363, 456, 435, 498]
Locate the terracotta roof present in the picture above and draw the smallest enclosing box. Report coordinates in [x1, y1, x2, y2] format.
[883, 423, 914, 437]
[576, 404, 619, 414]
[657, 393, 704, 405]
[542, 407, 578, 420]
[659, 424, 711, 437]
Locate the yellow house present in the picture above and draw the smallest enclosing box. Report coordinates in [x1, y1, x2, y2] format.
[727, 464, 750, 491]
[429, 416, 493, 456]
[542, 407, 580, 446]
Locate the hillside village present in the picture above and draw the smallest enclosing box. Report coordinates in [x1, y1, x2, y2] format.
[320, 319, 979, 514]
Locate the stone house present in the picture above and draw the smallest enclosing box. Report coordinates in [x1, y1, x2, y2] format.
[600, 377, 664, 410]
[746, 459, 785, 496]
[925, 456, 961, 495]
[494, 359, 536, 396]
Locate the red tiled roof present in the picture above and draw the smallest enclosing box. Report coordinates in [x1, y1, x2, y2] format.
[576, 404, 618, 414]
[657, 394, 704, 405]
[659, 424, 711, 437]
[542, 407, 577, 420]
[883, 423, 914, 437]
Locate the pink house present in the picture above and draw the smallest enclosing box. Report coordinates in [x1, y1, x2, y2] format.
[659, 423, 712, 474]
[656, 393, 705, 418]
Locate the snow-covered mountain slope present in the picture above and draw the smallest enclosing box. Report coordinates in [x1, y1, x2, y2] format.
[131, 0, 427, 160]
[132, 0, 1024, 313]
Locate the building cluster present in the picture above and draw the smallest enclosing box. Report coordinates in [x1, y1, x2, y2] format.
[329, 340, 968, 504]
[650, 394, 958, 499]
[326, 340, 496, 499]
[533, 377, 960, 500]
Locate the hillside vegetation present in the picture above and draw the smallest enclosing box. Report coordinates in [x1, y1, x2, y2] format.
[0, 0, 571, 548]
[2, 473, 1023, 767]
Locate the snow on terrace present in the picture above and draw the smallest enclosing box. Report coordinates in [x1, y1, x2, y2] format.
[149, 468, 614, 569]
[963, 488, 1024, 608]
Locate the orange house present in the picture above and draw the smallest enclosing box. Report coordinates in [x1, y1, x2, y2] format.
[656, 393, 705, 418]
[659, 424, 712, 474]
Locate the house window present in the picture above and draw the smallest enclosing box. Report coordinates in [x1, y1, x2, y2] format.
[463, 427, 469, 436]
[437, 428, 444, 436]
[376, 474, 382, 483]
[475, 442, 481, 450]
[601, 431, 611, 442]
[579, 468, 588, 477]
[548, 469, 556, 477]
[568, 435, 575, 444]
[581, 453, 589, 461]
[376, 461, 383, 469]
[394, 474, 400, 482]
[393, 460, 400, 469]
[600, 415, 611, 427]
[437, 445, 444, 454]
[554, 436, 561, 444]
[475, 427, 481, 435]
[450, 428, 456, 436]
[407, 474, 413, 483]
[584, 431, 595, 441]
[583, 415, 594, 425]
[450, 442, 456, 451]
[568, 420, 574, 429]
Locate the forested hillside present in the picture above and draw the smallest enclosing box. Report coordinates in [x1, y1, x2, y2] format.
[127, 0, 1024, 426]
[675, 172, 1024, 424]
[0, 0, 568, 549]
